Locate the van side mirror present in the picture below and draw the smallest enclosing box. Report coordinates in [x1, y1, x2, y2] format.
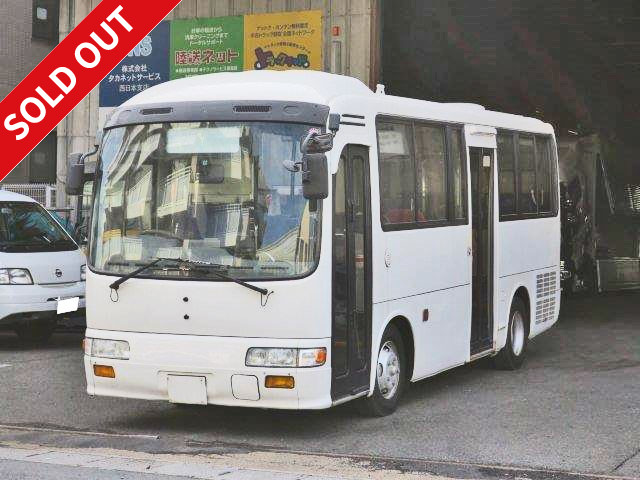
[302, 153, 328, 200]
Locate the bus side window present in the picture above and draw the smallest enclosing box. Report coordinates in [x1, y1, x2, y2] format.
[414, 124, 447, 222]
[450, 128, 467, 221]
[535, 136, 552, 213]
[497, 133, 516, 216]
[518, 136, 537, 214]
[377, 122, 415, 226]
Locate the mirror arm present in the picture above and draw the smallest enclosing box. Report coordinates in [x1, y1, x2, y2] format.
[81, 145, 99, 165]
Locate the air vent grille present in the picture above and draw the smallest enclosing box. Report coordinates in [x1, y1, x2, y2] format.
[234, 105, 271, 113]
[535, 271, 557, 325]
[141, 107, 173, 115]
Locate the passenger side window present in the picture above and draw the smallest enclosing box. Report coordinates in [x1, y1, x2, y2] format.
[497, 131, 557, 220]
[414, 125, 447, 221]
[378, 122, 415, 226]
[536, 136, 552, 213]
[497, 133, 516, 215]
[518, 136, 537, 214]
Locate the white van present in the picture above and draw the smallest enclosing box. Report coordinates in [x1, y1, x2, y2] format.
[0, 190, 86, 343]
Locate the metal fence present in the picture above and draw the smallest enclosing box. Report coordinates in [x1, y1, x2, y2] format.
[0, 183, 57, 208]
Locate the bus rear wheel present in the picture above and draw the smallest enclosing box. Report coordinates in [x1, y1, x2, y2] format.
[492, 296, 528, 370]
[357, 324, 406, 417]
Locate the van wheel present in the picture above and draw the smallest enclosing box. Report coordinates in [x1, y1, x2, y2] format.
[15, 319, 56, 344]
[357, 324, 406, 417]
[492, 297, 528, 370]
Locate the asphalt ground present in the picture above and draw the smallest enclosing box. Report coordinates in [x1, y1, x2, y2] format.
[0, 292, 638, 479]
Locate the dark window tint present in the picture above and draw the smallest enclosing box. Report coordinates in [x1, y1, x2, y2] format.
[518, 136, 537, 214]
[450, 128, 466, 219]
[378, 122, 415, 225]
[414, 125, 447, 221]
[497, 133, 516, 215]
[32, 0, 59, 45]
[0, 202, 75, 252]
[536, 136, 552, 212]
[332, 157, 348, 375]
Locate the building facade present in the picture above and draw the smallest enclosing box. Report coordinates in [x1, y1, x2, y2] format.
[0, 0, 59, 187]
[55, 0, 379, 213]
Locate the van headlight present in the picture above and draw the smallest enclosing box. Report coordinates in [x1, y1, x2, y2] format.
[0, 268, 33, 285]
[87, 338, 130, 360]
[246, 347, 326, 367]
[80, 264, 86, 281]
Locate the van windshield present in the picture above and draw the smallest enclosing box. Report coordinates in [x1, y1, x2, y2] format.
[89, 121, 322, 280]
[0, 202, 77, 252]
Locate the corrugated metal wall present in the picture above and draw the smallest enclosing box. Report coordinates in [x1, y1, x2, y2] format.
[56, 0, 376, 209]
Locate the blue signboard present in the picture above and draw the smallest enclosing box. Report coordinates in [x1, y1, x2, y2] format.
[99, 21, 170, 107]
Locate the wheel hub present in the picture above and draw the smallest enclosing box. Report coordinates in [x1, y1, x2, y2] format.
[377, 340, 400, 399]
[511, 311, 525, 356]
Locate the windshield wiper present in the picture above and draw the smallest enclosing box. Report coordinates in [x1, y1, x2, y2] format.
[108, 257, 269, 297]
[171, 258, 269, 296]
[108, 257, 168, 291]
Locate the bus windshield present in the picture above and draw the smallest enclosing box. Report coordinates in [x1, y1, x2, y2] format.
[89, 121, 322, 280]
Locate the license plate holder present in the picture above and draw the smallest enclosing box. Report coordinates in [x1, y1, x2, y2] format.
[167, 375, 207, 405]
[57, 296, 79, 314]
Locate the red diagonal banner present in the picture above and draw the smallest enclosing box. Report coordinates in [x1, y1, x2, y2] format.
[0, 0, 182, 181]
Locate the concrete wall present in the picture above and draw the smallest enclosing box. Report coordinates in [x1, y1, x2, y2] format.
[56, 0, 378, 211]
[0, 0, 56, 183]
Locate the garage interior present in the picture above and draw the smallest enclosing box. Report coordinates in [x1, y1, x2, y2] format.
[381, 0, 640, 292]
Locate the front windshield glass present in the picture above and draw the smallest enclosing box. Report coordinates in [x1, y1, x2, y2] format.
[90, 121, 322, 280]
[0, 202, 76, 252]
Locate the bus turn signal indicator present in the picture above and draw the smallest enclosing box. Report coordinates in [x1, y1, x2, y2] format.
[265, 376, 295, 389]
[93, 365, 115, 378]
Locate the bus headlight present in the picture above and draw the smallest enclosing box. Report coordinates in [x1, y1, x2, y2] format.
[245, 347, 326, 367]
[0, 268, 33, 285]
[80, 264, 86, 281]
[89, 338, 130, 360]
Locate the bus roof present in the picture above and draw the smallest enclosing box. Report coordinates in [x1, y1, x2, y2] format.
[123, 70, 553, 135]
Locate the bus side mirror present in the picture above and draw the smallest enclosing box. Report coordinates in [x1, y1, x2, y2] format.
[301, 131, 334, 154]
[66, 153, 85, 195]
[67, 152, 96, 196]
[302, 153, 328, 200]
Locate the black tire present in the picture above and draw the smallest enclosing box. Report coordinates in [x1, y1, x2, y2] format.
[14, 319, 57, 345]
[492, 296, 529, 370]
[357, 324, 407, 417]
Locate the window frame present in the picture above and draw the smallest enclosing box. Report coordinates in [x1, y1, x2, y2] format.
[376, 115, 468, 232]
[497, 129, 559, 222]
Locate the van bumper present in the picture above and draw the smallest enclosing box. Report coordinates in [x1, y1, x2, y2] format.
[0, 282, 86, 326]
[84, 328, 333, 410]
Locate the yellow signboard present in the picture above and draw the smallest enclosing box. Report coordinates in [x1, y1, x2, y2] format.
[244, 11, 323, 72]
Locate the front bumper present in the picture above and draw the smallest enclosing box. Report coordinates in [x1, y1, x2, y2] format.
[0, 282, 86, 326]
[84, 328, 333, 410]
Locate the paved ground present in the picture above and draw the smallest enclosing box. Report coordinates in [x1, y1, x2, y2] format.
[0, 292, 638, 479]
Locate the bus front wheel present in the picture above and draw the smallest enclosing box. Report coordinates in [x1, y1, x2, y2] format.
[357, 324, 406, 417]
[492, 296, 529, 370]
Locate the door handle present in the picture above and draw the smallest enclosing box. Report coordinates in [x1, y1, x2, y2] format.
[467, 247, 472, 257]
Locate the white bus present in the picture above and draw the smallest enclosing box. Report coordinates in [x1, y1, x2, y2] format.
[76, 71, 560, 416]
